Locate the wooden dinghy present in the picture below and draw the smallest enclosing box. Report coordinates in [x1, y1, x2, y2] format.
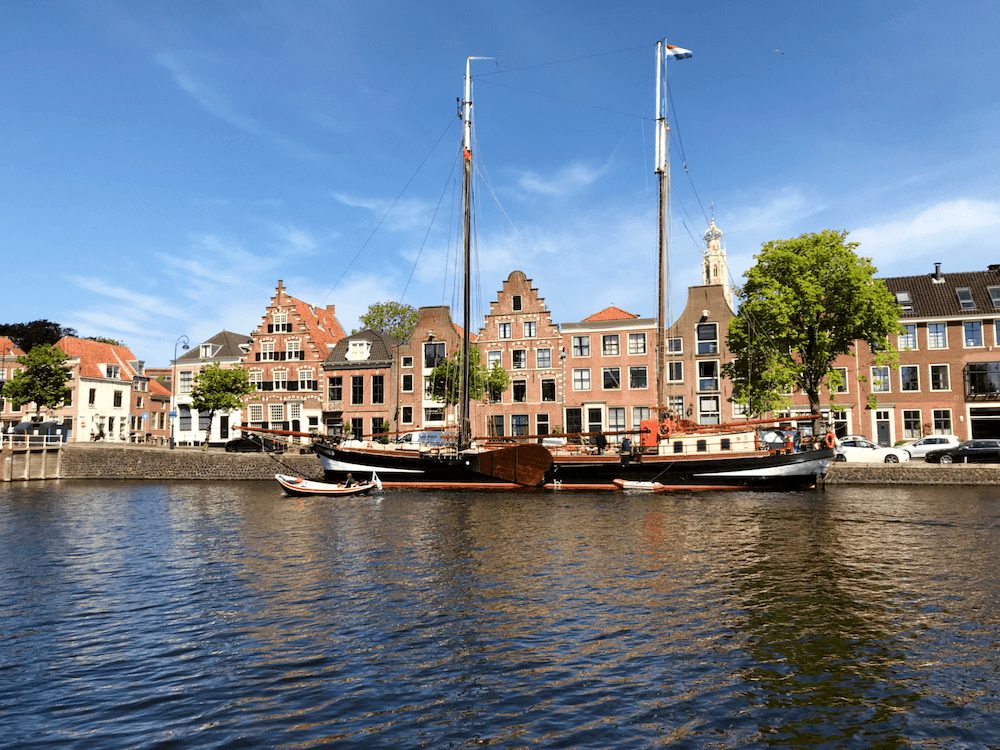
[275, 473, 381, 498]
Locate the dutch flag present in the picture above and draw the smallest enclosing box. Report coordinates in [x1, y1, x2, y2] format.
[665, 44, 693, 60]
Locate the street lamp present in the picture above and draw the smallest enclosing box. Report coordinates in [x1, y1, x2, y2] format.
[170, 335, 190, 449]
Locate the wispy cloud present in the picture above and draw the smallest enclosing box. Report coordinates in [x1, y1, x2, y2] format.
[725, 186, 824, 237]
[66, 276, 188, 320]
[333, 192, 436, 232]
[514, 160, 610, 198]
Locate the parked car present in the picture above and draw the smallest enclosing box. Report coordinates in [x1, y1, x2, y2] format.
[224, 436, 284, 453]
[924, 439, 1000, 464]
[834, 437, 911, 463]
[898, 435, 961, 459]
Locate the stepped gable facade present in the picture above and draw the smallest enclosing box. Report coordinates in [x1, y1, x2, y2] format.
[243, 280, 346, 441]
[172, 330, 252, 447]
[473, 270, 564, 439]
[321, 329, 395, 440]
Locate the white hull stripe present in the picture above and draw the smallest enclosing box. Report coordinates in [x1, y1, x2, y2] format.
[319, 455, 425, 475]
[695, 458, 831, 478]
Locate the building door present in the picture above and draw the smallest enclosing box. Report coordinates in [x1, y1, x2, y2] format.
[220, 415, 229, 439]
[875, 409, 891, 445]
[970, 407, 1000, 438]
[565, 408, 582, 440]
[587, 407, 603, 435]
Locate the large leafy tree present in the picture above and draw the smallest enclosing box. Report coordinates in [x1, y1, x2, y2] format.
[0, 320, 77, 352]
[189, 364, 254, 447]
[723, 230, 900, 425]
[428, 347, 510, 406]
[354, 301, 418, 342]
[1, 345, 73, 417]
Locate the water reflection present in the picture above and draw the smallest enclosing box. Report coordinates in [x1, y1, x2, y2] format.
[1, 481, 998, 747]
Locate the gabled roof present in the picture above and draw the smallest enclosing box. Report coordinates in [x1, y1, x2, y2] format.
[289, 295, 346, 347]
[0, 336, 26, 357]
[177, 330, 252, 362]
[883, 264, 1000, 319]
[55, 336, 141, 381]
[323, 329, 395, 369]
[583, 306, 640, 322]
[148, 379, 171, 398]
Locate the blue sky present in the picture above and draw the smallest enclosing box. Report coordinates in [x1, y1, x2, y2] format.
[3, 1, 999, 366]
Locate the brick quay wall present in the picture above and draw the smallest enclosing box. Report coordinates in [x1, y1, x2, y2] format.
[54, 444, 1000, 485]
[60, 444, 325, 481]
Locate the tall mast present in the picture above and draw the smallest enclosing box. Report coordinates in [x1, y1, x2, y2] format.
[459, 56, 491, 449]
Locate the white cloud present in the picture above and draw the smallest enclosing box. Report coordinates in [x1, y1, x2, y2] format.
[66, 276, 188, 320]
[725, 186, 824, 237]
[332, 192, 436, 232]
[514, 160, 610, 197]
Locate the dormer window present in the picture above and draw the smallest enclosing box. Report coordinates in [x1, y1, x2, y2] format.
[105, 364, 120, 379]
[895, 291, 913, 313]
[200, 344, 215, 358]
[346, 340, 372, 362]
[956, 287, 976, 310]
[988, 286, 1000, 309]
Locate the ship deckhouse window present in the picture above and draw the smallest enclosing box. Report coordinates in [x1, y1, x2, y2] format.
[956, 287, 976, 310]
[895, 291, 913, 313]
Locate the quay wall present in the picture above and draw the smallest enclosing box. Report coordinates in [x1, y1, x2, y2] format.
[60, 444, 324, 481]
[822, 462, 1000, 486]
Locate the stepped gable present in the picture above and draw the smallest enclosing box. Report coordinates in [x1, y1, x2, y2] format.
[55, 336, 141, 380]
[0, 336, 26, 357]
[582, 306, 640, 322]
[883, 263, 1000, 318]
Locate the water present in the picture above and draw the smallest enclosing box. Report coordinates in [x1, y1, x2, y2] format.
[1, 481, 998, 748]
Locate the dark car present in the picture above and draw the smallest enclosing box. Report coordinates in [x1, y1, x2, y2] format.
[224, 436, 284, 453]
[925, 438, 1000, 464]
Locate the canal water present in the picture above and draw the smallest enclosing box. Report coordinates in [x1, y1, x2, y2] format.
[1, 481, 998, 748]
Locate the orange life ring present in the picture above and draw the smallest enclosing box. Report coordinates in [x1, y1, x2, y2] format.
[658, 423, 670, 440]
[824, 431, 836, 450]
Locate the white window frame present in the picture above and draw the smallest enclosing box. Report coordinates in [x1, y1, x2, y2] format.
[498, 322, 512, 339]
[932, 408, 952, 434]
[963, 321, 984, 348]
[536, 348, 552, 369]
[572, 335, 590, 357]
[898, 323, 917, 350]
[628, 333, 647, 355]
[929, 363, 950, 392]
[927, 322, 947, 350]
[260, 340, 275, 360]
[628, 366, 648, 389]
[833, 366, 849, 394]
[602, 366, 621, 390]
[487, 350, 502, 369]
[572, 368, 591, 391]
[523, 321, 536, 338]
[272, 368, 288, 390]
[667, 337, 682, 354]
[602, 334, 619, 356]
[899, 364, 920, 392]
[512, 349, 527, 370]
[870, 365, 891, 393]
[268, 403, 284, 423]
[902, 409, 922, 439]
[248, 404, 264, 423]
[667, 361, 683, 383]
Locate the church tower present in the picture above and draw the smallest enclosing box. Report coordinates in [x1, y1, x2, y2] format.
[701, 218, 733, 309]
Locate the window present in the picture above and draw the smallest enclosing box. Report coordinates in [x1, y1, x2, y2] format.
[602, 335, 619, 356]
[964, 321, 983, 347]
[668, 396, 684, 419]
[424, 341, 446, 367]
[490, 414, 504, 437]
[249, 371, 262, 391]
[179, 405, 191, 431]
[402, 406, 413, 424]
[930, 364, 950, 391]
[487, 350, 502, 369]
[989, 286, 1000, 309]
[113, 390, 123, 408]
[105, 364, 120, 379]
[425, 407, 444, 422]
[269, 403, 284, 424]
[696, 323, 718, 355]
[900, 365, 919, 391]
[966, 362, 1000, 397]
[629, 366, 647, 389]
[573, 368, 591, 391]
[198, 409, 211, 431]
[498, 322, 512, 339]
[347, 340, 371, 361]
[565, 408, 582, 436]
[602, 367, 621, 389]
[536, 348, 551, 369]
[536, 413, 549, 436]
[402, 373, 414, 392]
[298, 368, 314, 391]
[372, 375, 384, 404]
[328, 376, 343, 401]
[523, 321, 536, 338]
[607, 407, 626, 443]
[179, 371, 193, 394]
[513, 380, 527, 402]
[249, 404, 264, 423]
[895, 291, 913, 313]
[903, 409, 922, 439]
[956, 287, 976, 310]
[402, 356, 414, 368]
[698, 361, 719, 391]
[833, 367, 848, 393]
[871, 366, 890, 392]
[667, 337, 682, 354]
[286, 340, 302, 360]
[350, 418, 363, 440]
[628, 333, 647, 355]
[512, 295, 522, 311]
[927, 323, 947, 349]
[541, 379, 556, 402]
[933, 409, 952, 434]
[632, 407, 651, 431]
[351, 376, 364, 405]
[512, 350, 526, 369]
[511, 414, 529, 436]
[260, 341, 275, 360]
[271, 311, 290, 332]
[288, 402, 302, 422]
[572, 336, 590, 357]
[88, 388, 96, 406]
[667, 361, 683, 383]
[899, 324, 917, 350]
[272, 369, 287, 390]
[996, 320, 1000, 347]
[699, 396, 721, 425]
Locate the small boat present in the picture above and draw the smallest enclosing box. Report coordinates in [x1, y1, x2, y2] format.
[275, 473, 381, 498]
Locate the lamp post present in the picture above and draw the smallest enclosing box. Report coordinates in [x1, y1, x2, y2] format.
[170, 335, 190, 449]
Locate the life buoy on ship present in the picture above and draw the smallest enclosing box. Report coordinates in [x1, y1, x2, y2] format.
[824, 431, 836, 450]
[658, 422, 670, 440]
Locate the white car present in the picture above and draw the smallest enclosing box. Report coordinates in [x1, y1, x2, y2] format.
[897, 435, 961, 460]
[834, 437, 911, 464]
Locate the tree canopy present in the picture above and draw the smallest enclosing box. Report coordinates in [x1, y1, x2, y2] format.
[723, 230, 901, 423]
[0, 345, 73, 417]
[0, 320, 76, 352]
[427, 347, 510, 406]
[354, 301, 418, 342]
[189, 364, 254, 446]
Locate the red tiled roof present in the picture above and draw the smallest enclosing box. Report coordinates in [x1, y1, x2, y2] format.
[452, 323, 478, 342]
[55, 336, 140, 381]
[289, 296, 346, 348]
[0, 336, 26, 357]
[148, 379, 171, 397]
[583, 306, 640, 322]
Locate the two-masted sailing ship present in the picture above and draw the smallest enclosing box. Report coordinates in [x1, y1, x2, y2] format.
[311, 42, 834, 490]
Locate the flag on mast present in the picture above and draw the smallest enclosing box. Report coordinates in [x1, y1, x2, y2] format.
[665, 44, 693, 60]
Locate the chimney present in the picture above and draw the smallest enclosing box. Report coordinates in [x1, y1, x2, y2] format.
[932, 262, 943, 282]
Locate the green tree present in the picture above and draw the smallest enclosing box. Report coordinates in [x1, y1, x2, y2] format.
[189, 364, 254, 448]
[0, 320, 77, 351]
[1, 345, 72, 417]
[354, 301, 418, 342]
[723, 230, 900, 427]
[428, 347, 510, 406]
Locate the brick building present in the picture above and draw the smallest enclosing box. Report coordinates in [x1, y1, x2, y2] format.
[0, 336, 27, 430]
[321, 329, 395, 440]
